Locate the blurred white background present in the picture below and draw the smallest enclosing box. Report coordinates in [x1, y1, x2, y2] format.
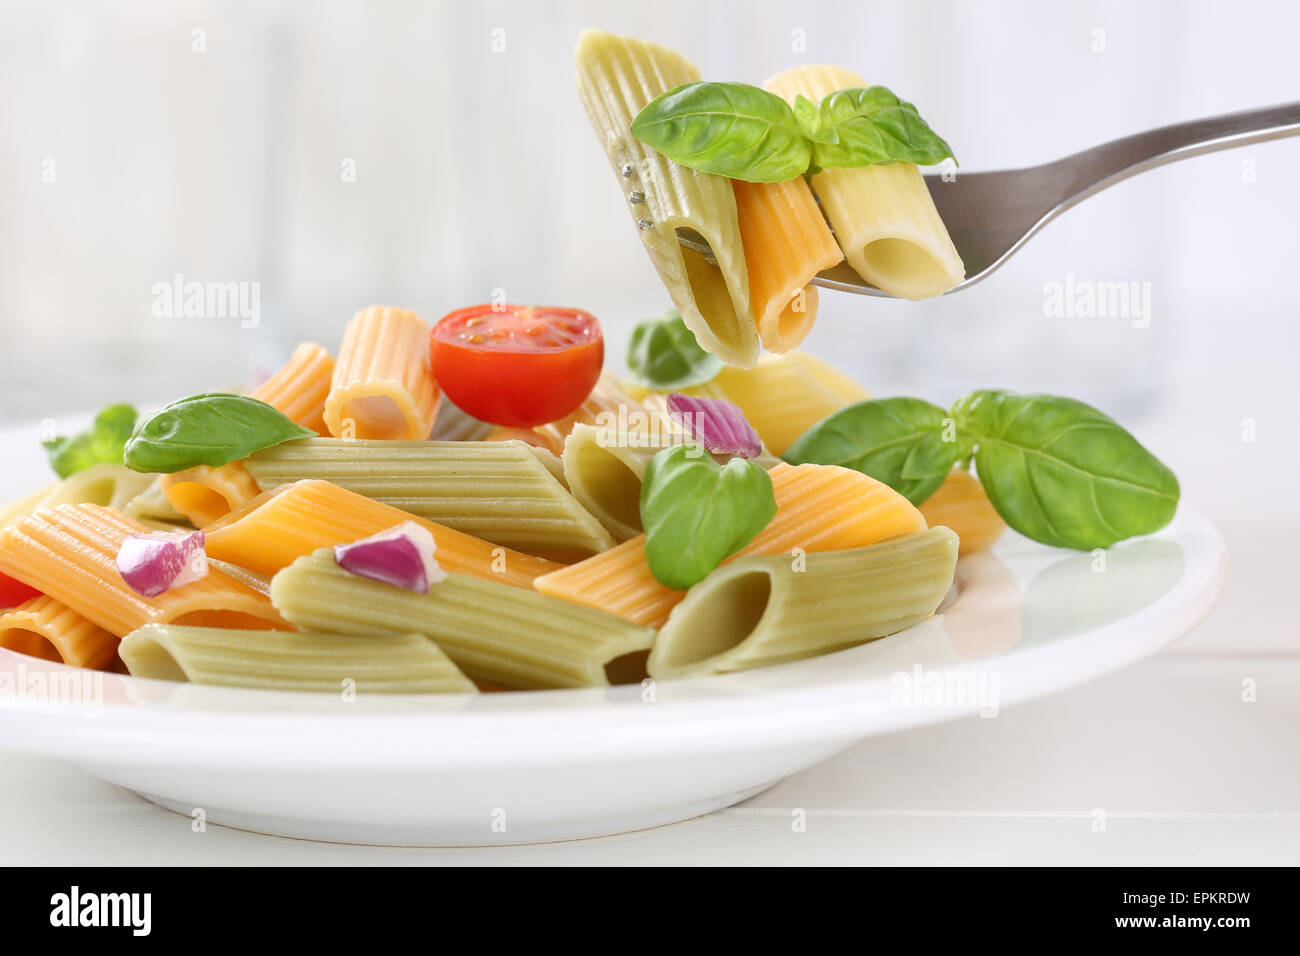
[3, 0, 1297, 423]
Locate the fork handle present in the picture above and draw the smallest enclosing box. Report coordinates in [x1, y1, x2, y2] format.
[1049, 101, 1300, 200]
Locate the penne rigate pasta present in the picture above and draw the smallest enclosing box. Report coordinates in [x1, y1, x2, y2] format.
[429, 394, 495, 443]
[35, 463, 156, 515]
[271, 549, 656, 689]
[249, 341, 335, 435]
[484, 426, 566, 458]
[534, 462, 927, 628]
[764, 66, 965, 300]
[918, 468, 1007, 556]
[648, 527, 959, 679]
[120, 623, 476, 694]
[732, 178, 843, 353]
[0, 504, 287, 637]
[203, 479, 560, 587]
[159, 461, 261, 528]
[243, 439, 613, 557]
[122, 477, 193, 528]
[713, 352, 870, 456]
[0, 595, 122, 671]
[536, 372, 656, 449]
[562, 423, 779, 543]
[324, 305, 440, 441]
[575, 29, 759, 367]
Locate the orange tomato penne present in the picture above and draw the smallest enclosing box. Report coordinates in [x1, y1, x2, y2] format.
[250, 341, 335, 434]
[732, 178, 843, 354]
[534, 463, 926, 628]
[918, 468, 1008, 556]
[0, 595, 121, 671]
[0, 505, 287, 638]
[324, 306, 439, 440]
[159, 461, 262, 528]
[203, 479, 560, 588]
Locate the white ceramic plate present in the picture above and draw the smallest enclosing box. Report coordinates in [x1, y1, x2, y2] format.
[0, 419, 1226, 845]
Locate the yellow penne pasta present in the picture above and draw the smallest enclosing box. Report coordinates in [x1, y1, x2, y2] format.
[765, 66, 964, 300]
[324, 306, 439, 440]
[534, 462, 926, 628]
[249, 341, 335, 434]
[712, 351, 871, 456]
[918, 468, 1007, 556]
[159, 461, 262, 528]
[0, 595, 122, 671]
[0, 505, 287, 638]
[203, 479, 559, 587]
[732, 178, 843, 353]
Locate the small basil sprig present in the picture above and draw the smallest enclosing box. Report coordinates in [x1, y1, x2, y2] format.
[640, 444, 777, 589]
[631, 81, 954, 184]
[784, 389, 1179, 551]
[783, 397, 970, 505]
[42, 403, 138, 479]
[124, 393, 315, 474]
[813, 86, 955, 169]
[951, 390, 1179, 550]
[627, 309, 723, 391]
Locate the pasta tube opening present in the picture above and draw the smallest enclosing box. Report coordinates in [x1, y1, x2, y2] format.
[565, 431, 646, 539]
[648, 527, 959, 679]
[653, 569, 773, 670]
[0, 626, 63, 663]
[0, 595, 122, 671]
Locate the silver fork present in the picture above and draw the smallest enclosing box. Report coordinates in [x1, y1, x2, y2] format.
[718, 102, 1300, 298]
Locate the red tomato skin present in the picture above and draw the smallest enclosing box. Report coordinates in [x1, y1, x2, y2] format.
[0, 571, 39, 609]
[430, 305, 604, 428]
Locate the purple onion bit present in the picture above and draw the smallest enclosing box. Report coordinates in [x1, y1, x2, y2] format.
[333, 521, 446, 594]
[116, 530, 208, 598]
[665, 393, 762, 459]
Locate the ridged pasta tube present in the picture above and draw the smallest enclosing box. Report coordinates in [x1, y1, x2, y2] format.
[648, 527, 959, 679]
[562, 424, 779, 542]
[271, 549, 655, 690]
[249, 341, 335, 435]
[575, 29, 759, 367]
[120, 623, 476, 694]
[0, 504, 286, 637]
[535, 462, 927, 629]
[243, 438, 613, 557]
[325, 305, 439, 440]
[764, 66, 965, 300]
[0, 595, 121, 671]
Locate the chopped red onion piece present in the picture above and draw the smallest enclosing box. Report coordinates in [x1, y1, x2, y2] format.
[665, 393, 762, 459]
[116, 530, 208, 598]
[333, 521, 445, 594]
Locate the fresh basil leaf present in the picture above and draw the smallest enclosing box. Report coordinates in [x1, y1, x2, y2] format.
[640, 444, 777, 589]
[782, 397, 969, 505]
[42, 403, 138, 479]
[952, 389, 1179, 550]
[124, 393, 315, 474]
[630, 81, 811, 183]
[627, 309, 723, 391]
[792, 94, 836, 144]
[813, 86, 955, 169]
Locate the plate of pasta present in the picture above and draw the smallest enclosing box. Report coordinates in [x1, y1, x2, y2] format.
[0, 30, 1226, 845]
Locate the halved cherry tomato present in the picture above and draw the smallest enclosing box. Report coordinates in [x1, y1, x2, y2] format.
[0, 571, 39, 609]
[430, 305, 603, 428]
